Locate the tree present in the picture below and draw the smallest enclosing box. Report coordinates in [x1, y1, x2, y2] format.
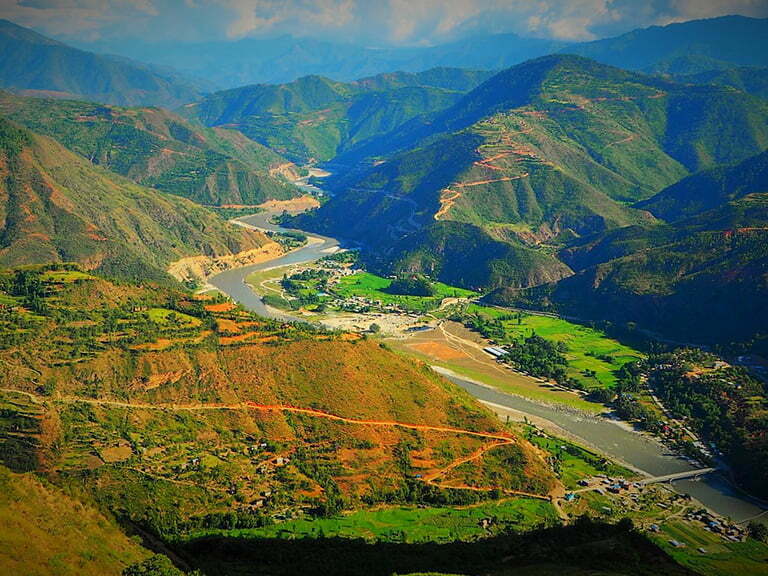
[123, 555, 187, 576]
[749, 521, 768, 543]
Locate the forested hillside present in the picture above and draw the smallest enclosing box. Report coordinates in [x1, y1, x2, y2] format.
[183, 69, 491, 163]
[0, 92, 300, 206]
[299, 55, 768, 294]
[493, 151, 768, 346]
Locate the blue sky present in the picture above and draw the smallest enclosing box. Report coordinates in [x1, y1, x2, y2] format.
[2, 0, 768, 45]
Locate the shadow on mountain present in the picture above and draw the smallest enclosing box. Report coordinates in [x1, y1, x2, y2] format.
[174, 519, 694, 576]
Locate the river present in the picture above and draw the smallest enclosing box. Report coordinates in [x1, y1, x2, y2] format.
[208, 207, 767, 524]
[209, 211, 338, 322]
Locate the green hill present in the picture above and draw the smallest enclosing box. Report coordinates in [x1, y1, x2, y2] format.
[0, 19, 202, 108]
[0, 266, 555, 535]
[494, 151, 768, 345]
[183, 69, 490, 163]
[299, 55, 768, 291]
[0, 117, 268, 282]
[0, 92, 300, 206]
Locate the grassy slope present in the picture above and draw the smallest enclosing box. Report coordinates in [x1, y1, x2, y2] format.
[0, 466, 148, 576]
[334, 271, 476, 309]
[0, 92, 299, 206]
[0, 117, 268, 282]
[0, 268, 555, 531]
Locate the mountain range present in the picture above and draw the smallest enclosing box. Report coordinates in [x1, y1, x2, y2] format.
[296, 55, 768, 297]
[73, 15, 768, 89]
[0, 19, 204, 108]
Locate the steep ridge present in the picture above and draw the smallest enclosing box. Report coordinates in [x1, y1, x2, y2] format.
[299, 55, 768, 291]
[0, 19, 202, 108]
[0, 117, 269, 282]
[0, 92, 300, 206]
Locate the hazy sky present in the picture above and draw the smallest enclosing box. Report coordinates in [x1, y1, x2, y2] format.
[3, 0, 768, 46]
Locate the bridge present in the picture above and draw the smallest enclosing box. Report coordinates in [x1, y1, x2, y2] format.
[639, 467, 717, 485]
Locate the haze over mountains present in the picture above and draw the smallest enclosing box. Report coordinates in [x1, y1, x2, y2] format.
[0, 19, 204, 107]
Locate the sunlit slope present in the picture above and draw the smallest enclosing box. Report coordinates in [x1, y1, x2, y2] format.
[0, 118, 268, 281]
[0, 269, 556, 531]
[0, 466, 148, 576]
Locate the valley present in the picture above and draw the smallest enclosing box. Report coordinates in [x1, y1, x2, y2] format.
[205, 199, 768, 534]
[1, 10, 767, 575]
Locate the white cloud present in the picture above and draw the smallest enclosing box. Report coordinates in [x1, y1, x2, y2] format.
[1, 0, 766, 45]
[216, 0, 357, 38]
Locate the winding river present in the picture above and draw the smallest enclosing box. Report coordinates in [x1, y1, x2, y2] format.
[209, 206, 767, 524]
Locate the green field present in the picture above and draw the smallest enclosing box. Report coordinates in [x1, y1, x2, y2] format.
[184, 499, 557, 544]
[146, 307, 201, 327]
[335, 272, 476, 312]
[653, 520, 768, 576]
[467, 305, 643, 389]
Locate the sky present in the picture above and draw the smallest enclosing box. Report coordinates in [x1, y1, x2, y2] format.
[2, 0, 768, 46]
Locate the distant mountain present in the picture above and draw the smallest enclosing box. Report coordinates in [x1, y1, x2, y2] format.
[0, 92, 300, 206]
[568, 16, 768, 75]
[184, 69, 493, 163]
[0, 117, 267, 282]
[298, 55, 768, 291]
[0, 19, 203, 107]
[497, 150, 768, 346]
[83, 33, 565, 88]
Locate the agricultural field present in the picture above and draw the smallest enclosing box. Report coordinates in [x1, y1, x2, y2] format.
[466, 304, 643, 389]
[182, 498, 558, 544]
[335, 272, 476, 312]
[653, 520, 768, 576]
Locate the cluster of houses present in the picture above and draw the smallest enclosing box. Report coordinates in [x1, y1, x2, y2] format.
[684, 510, 748, 542]
[483, 346, 509, 359]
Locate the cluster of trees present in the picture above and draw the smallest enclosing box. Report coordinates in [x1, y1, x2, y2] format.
[505, 333, 569, 384]
[386, 275, 435, 297]
[648, 350, 768, 497]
